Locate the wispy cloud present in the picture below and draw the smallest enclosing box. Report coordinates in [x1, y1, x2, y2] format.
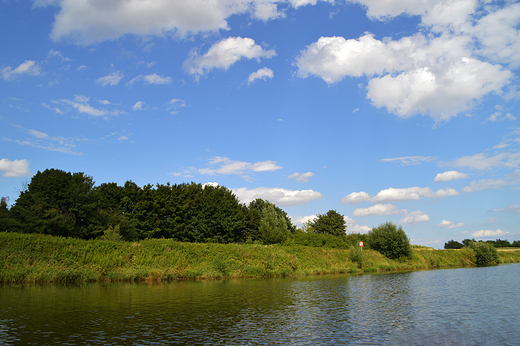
[96, 71, 124, 86]
[288, 172, 314, 182]
[381, 156, 437, 165]
[1, 60, 41, 80]
[6, 125, 83, 155]
[127, 73, 171, 86]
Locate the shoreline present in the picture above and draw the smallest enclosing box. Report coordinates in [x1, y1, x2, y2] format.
[2, 232, 519, 285]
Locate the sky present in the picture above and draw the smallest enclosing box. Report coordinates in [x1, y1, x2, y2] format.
[1, 0, 519, 248]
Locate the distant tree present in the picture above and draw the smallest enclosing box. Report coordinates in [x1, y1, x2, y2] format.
[0, 197, 19, 232]
[309, 210, 346, 237]
[258, 203, 289, 245]
[492, 239, 511, 248]
[470, 241, 499, 266]
[462, 238, 476, 247]
[512, 240, 520, 248]
[367, 222, 412, 260]
[11, 169, 103, 239]
[444, 239, 464, 249]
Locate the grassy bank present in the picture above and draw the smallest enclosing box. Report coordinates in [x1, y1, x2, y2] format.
[2, 232, 520, 284]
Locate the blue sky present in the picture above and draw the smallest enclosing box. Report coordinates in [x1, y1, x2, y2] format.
[1, 0, 519, 247]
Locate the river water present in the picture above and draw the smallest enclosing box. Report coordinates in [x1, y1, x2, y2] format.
[1, 264, 519, 345]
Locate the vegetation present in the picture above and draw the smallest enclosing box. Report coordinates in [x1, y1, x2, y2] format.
[469, 241, 499, 266]
[367, 222, 412, 260]
[445, 238, 520, 249]
[2, 232, 519, 284]
[308, 210, 346, 237]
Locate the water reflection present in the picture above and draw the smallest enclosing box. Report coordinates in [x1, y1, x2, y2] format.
[1, 265, 519, 345]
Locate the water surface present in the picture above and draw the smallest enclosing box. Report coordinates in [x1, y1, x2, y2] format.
[1, 264, 519, 345]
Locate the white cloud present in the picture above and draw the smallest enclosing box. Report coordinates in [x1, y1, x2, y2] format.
[59, 95, 124, 119]
[492, 203, 520, 213]
[488, 112, 517, 122]
[344, 215, 371, 234]
[399, 211, 430, 224]
[438, 220, 465, 229]
[167, 99, 186, 114]
[95, 71, 124, 86]
[447, 152, 517, 171]
[471, 229, 509, 238]
[0, 159, 30, 177]
[233, 187, 322, 206]
[248, 67, 274, 84]
[381, 156, 437, 165]
[203, 182, 220, 188]
[127, 73, 171, 85]
[288, 172, 314, 182]
[2, 60, 41, 80]
[290, 214, 317, 226]
[434, 170, 469, 183]
[133, 101, 144, 111]
[371, 187, 459, 203]
[353, 204, 407, 217]
[340, 191, 371, 204]
[183, 37, 276, 77]
[8, 125, 82, 155]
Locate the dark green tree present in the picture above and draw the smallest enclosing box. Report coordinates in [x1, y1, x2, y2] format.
[469, 241, 499, 266]
[309, 210, 346, 237]
[462, 238, 476, 247]
[248, 198, 296, 234]
[444, 239, 464, 249]
[0, 197, 19, 232]
[367, 222, 412, 260]
[11, 169, 103, 238]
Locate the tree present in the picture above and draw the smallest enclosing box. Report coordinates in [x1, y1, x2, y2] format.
[470, 241, 499, 266]
[444, 239, 463, 249]
[258, 203, 289, 245]
[248, 198, 296, 234]
[309, 210, 346, 237]
[0, 197, 19, 232]
[11, 169, 103, 239]
[367, 222, 412, 260]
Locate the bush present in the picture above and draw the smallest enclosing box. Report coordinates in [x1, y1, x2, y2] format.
[444, 239, 463, 249]
[367, 222, 411, 260]
[349, 245, 364, 268]
[469, 241, 499, 266]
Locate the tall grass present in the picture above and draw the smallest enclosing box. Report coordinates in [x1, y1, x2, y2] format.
[1, 232, 519, 284]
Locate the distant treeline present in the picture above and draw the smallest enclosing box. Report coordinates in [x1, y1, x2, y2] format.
[0, 168, 364, 247]
[445, 238, 520, 249]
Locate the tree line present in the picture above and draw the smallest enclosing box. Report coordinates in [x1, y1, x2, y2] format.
[0, 168, 351, 245]
[444, 238, 520, 249]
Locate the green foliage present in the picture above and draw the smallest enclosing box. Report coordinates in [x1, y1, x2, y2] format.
[99, 225, 124, 241]
[0, 197, 19, 232]
[288, 232, 350, 249]
[469, 241, 499, 266]
[349, 245, 364, 268]
[309, 210, 346, 236]
[258, 204, 289, 245]
[248, 198, 296, 234]
[444, 239, 463, 249]
[367, 222, 412, 260]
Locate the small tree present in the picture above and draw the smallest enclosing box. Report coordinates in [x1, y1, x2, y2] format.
[367, 222, 411, 260]
[258, 204, 289, 245]
[470, 241, 499, 266]
[310, 210, 346, 237]
[444, 239, 463, 249]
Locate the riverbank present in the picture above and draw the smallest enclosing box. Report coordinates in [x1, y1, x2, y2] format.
[2, 232, 520, 284]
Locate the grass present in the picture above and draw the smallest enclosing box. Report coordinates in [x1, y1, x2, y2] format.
[1, 232, 520, 284]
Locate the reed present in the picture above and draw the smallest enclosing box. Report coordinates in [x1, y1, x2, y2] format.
[1, 232, 519, 284]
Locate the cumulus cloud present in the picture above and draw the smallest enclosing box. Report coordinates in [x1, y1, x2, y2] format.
[371, 187, 459, 203]
[399, 211, 430, 224]
[434, 170, 469, 183]
[290, 214, 317, 226]
[353, 204, 406, 217]
[233, 187, 322, 206]
[173, 156, 282, 181]
[1, 60, 41, 80]
[471, 229, 510, 238]
[95, 71, 124, 86]
[183, 37, 276, 77]
[344, 215, 371, 234]
[0, 159, 31, 177]
[288, 172, 314, 182]
[248, 67, 274, 84]
[127, 73, 172, 85]
[340, 191, 371, 204]
[438, 220, 465, 229]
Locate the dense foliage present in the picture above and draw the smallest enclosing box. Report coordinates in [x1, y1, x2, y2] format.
[469, 241, 499, 266]
[367, 222, 412, 260]
[3, 168, 296, 244]
[444, 239, 464, 249]
[309, 209, 347, 236]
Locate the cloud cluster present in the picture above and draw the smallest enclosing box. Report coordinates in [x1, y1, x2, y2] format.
[60, 95, 124, 119]
[342, 186, 459, 204]
[183, 37, 276, 78]
[7, 125, 81, 155]
[437, 220, 465, 229]
[288, 172, 314, 182]
[174, 156, 282, 181]
[0, 159, 30, 177]
[471, 229, 509, 238]
[233, 186, 322, 206]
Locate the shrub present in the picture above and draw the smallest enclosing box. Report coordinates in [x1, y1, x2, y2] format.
[444, 239, 463, 249]
[469, 241, 499, 266]
[367, 222, 411, 260]
[349, 245, 364, 268]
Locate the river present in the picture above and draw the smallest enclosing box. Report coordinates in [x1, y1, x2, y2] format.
[1, 264, 519, 345]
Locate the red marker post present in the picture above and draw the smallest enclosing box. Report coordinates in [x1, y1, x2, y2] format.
[359, 241, 363, 251]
